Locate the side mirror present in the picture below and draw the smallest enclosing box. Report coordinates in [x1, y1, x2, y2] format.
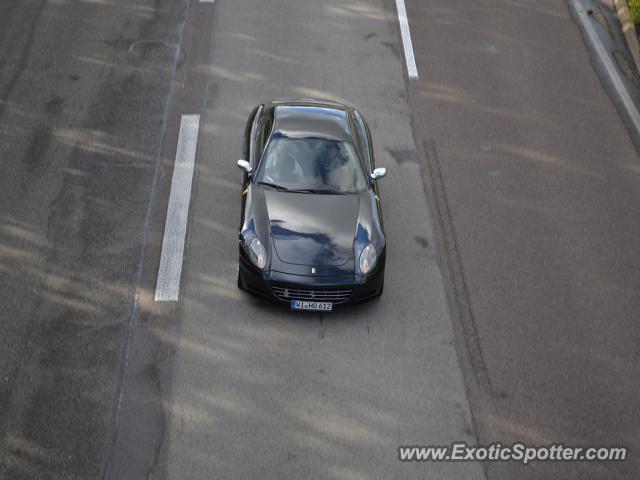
[237, 159, 253, 174]
[370, 167, 387, 180]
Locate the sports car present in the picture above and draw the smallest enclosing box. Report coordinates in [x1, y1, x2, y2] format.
[236, 99, 386, 311]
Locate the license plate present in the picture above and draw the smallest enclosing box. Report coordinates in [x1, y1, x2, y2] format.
[291, 300, 333, 311]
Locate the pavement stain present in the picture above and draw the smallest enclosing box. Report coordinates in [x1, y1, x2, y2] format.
[380, 40, 401, 60]
[22, 124, 52, 175]
[44, 95, 64, 115]
[414, 235, 429, 249]
[386, 148, 418, 164]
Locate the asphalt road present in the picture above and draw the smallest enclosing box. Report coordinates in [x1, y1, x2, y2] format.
[1, 0, 639, 479]
[406, 0, 640, 478]
[153, 0, 482, 478]
[0, 1, 188, 478]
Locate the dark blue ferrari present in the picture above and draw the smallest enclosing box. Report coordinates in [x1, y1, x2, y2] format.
[236, 99, 387, 311]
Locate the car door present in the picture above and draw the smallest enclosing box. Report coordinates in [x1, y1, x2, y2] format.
[240, 105, 263, 228]
[251, 106, 275, 169]
[240, 105, 275, 226]
[351, 110, 374, 173]
[352, 109, 384, 228]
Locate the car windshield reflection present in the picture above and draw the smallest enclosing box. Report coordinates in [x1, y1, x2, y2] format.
[255, 135, 368, 193]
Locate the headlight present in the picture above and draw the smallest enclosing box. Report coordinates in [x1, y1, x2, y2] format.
[248, 238, 266, 270]
[359, 243, 377, 274]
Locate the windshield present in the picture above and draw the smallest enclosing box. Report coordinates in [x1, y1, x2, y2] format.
[254, 136, 368, 193]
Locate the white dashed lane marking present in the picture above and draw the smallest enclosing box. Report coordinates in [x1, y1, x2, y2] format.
[395, 0, 419, 79]
[155, 114, 200, 302]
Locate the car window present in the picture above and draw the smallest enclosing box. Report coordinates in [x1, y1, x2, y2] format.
[261, 114, 273, 147]
[249, 106, 263, 167]
[348, 115, 365, 163]
[353, 110, 373, 172]
[255, 135, 368, 193]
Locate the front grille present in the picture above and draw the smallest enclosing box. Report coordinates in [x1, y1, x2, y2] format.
[272, 285, 352, 304]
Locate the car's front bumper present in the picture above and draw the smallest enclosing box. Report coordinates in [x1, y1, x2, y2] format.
[238, 254, 384, 306]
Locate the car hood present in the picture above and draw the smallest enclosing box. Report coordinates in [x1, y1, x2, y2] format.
[264, 190, 360, 267]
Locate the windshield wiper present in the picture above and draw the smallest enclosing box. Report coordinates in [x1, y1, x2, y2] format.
[257, 181, 289, 191]
[283, 188, 318, 194]
[257, 182, 315, 194]
[257, 183, 351, 194]
[293, 189, 351, 194]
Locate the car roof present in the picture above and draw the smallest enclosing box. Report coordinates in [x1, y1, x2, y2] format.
[271, 103, 354, 142]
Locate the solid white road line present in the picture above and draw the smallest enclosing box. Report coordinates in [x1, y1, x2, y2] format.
[394, 0, 419, 79]
[569, 0, 640, 135]
[155, 114, 200, 302]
